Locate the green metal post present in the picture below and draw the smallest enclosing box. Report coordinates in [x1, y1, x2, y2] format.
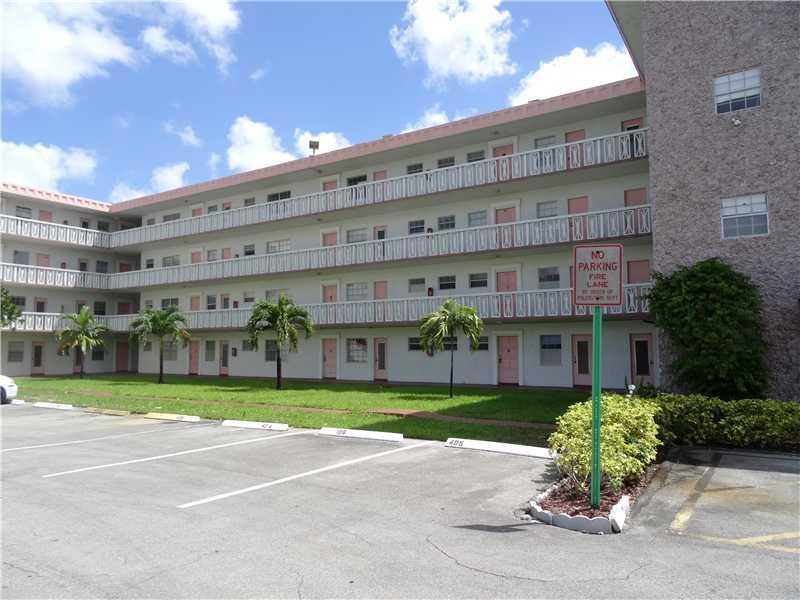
[591, 305, 603, 508]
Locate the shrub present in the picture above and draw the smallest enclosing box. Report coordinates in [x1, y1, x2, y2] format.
[548, 394, 660, 493]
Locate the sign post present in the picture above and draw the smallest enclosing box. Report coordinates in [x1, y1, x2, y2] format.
[572, 243, 623, 508]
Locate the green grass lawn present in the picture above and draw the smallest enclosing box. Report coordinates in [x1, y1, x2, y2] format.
[15, 374, 586, 446]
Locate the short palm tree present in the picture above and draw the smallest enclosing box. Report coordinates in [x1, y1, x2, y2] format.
[55, 306, 108, 379]
[419, 299, 484, 398]
[246, 295, 313, 390]
[128, 306, 191, 384]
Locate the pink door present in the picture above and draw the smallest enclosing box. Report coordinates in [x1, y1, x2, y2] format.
[568, 196, 589, 240]
[494, 206, 517, 224]
[190, 251, 202, 264]
[118, 302, 132, 315]
[496, 271, 517, 317]
[322, 285, 337, 303]
[572, 334, 592, 387]
[492, 144, 514, 157]
[622, 117, 643, 131]
[219, 341, 229, 376]
[374, 338, 388, 380]
[190, 296, 201, 311]
[36, 253, 50, 267]
[627, 260, 651, 284]
[322, 180, 337, 191]
[323, 339, 337, 378]
[222, 201, 231, 211]
[624, 188, 647, 207]
[31, 343, 45, 375]
[39, 210, 53, 222]
[492, 144, 514, 181]
[115, 342, 129, 372]
[221, 248, 232, 260]
[191, 207, 203, 217]
[565, 129, 586, 169]
[373, 281, 388, 300]
[189, 341, 200, 375]
[630, 334, 654, 385]
[322, 232, 338, 247]
[497, 336, 519, 384]
[373, 170, 387, 181]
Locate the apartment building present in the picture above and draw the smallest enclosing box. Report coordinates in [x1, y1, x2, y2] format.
[1, 2, 796, 398]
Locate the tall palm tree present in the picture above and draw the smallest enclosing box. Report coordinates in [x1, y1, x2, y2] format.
[128, 306, 191, 384]
[246, 295, 313, 390]
[419, 299, 484, 398]
[56, 306, 108, 379]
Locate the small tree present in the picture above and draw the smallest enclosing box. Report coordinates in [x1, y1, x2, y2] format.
[1, 287, 22, 328]
[56, 306, 108, 378]
[648, 257, 768, 399]
[418, 299, 484, 398]
[128, 307, 191, 384]
[247, 295, 313, 390]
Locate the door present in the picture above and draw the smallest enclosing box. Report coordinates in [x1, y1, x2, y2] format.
[322, 339, 337, 379]
[189, 341, 200, 375]
[630, 334, 654, 386]
[492, 144, 514, 181]
[322, 231, 338, 247]
[190, 251, 202, 264]
[34, 298, 47, 313]
[115, 341, 129, 372]
[494, 206, 517, 224]
[220, 341, 229, 376]
[39, 210, 53, 222]
[373, 170, 387, 181]
[32, 343, 45, 375]
[374, 338, 388, 380]
[496, 270, 517, 317]
[497, 336, 519, 384]
[373, 281, 388, 300]
[119, 263, 132, 272]
[36, 253, 50, 267]
[572, 334, 592, 386]
[627, 260, 651, 284]
[191, 206, 203, 217]
[622, 117, 643, 131]
[118, 302, 132, 315]
[568, 196, 589, 240]
[322, 180, 338, 191]
[221, 248, 232, 260]
[624, 188, 647, 207]
[190, 296, 201, 311]
[565, 129, 586, 169]
[322, 285, 337, 303]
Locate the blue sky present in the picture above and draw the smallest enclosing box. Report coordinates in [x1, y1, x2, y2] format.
[1, 1, 635, 202]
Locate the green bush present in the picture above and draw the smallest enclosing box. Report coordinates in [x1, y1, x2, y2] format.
[548, 394, 660, 492]
[652, 394, 799, 450]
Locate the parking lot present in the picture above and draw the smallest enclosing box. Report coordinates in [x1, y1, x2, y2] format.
[2, 404, 798, 599]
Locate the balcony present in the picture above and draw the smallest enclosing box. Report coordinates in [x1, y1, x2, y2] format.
[109, 204, 652, 290]
[0, 215, 113, 248]
[3, 284, 651, 333]
[0, 263, 109, 289]
[110, 129, 648, 247]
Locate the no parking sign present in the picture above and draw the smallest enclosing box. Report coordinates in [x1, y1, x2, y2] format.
[572, 244, 623, 307]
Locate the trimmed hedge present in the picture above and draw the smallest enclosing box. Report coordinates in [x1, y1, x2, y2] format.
[651, 393, 800, 451]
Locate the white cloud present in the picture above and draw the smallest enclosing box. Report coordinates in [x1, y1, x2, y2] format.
[250, 67, 265, 81]
[207, 152, 221, 176]
[109, 161, 190, 202]
[164, 121, 202, 148]
[401, 104, 451, 133]
[140, 25, 196, 64]
[509, 43, 637, 105]
[293, 129, 352, 157]
[226, 116, 295, 173]
[1, 140, 97, 190]
[2, 2, 134, 106]
[164, 0, 240, 74]
[390, 0, 516, 86]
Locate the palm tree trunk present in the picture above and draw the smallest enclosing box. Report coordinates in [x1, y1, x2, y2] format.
[276, 348, 282, 390]
[158, 339, 164, 384]
[79, 348, 85, 379]
[449, 347, 454, 398]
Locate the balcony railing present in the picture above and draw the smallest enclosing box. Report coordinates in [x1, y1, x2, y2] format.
[0, 215, 113, 248]
[108, 204, 652, 290]
[110, 129, 648, 247]
[3, 285, 651, 333]
[0, 263, 110, 289]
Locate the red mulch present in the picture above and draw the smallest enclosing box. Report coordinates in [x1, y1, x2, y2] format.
[537, 464, 659, 519]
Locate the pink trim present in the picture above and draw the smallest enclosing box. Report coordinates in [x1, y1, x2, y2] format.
[1, 182, 110, 213]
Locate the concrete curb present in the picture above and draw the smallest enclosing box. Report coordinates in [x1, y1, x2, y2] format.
[143, 412, 201, 422]
[528, 481, 631, 535]
[32, 401, 73, 410]
[444, 437, 552, 459]
[222, 419, 289, 431]
[10, 399, 26, 405]
[319, 427, 403, 442]
[83, 407, 131, 417]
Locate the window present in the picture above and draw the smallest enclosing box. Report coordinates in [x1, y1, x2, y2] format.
[93, 301, 106, 316]
[162, 213, 181, 222]
[540, 335, 562, 366]
[437, 215, 456, 230]
[81, 219, 90, 229]
[95, 260, 109, 274]
[443, 336, 457, 351]
[15, 206, 32, 219]
[468, 210, 487, 227]
[161, 298, 179, 309]
[408, 219, 425, 235]
[469, 273, 488, 288]
[264, 340, 278, 362]
[143, 341, 152, 352]
[437, 156, 455, 169]
[466, 150, 485, 163]
[144, 299, 154, 309]
[243, 291, 255, 304]
[206, 249, 218, 262]
[13, 250, 30, 265]
[267, 190, 291, 202]
[346, 338, 368, 363]
[346, 228, 368, 243]
[438, 275, 456, 290]
[243, 197, 256, 207]
[145, 258, 154, 269]
[721, 194, 768, 239]
[408, 278, 426, 294]
[346, 174, 367, 186]
[346, 282, 369, 301]
[266, 239, 290, 254]
[476, 336, 489, 351]
[406, 163, 423, 175]
[243, 244, 255, 256]
[205, 340, 216, 361]
[79, 260, 88, 272]
[537, 200, 558, 219]
[715, 68, 761, 114]
[242, 340, 255, 352]
[10, 296, 26, 310]
[91, 348, 105, 361]
[534, 135, 557, 149]
[146, 218, 156, 226]
[538, 267, 560, 289]
[162, 342, 177, 361]
[206, 295, 217, 310]
[206, 205, 218, 213]
[408, 337, 422, 351]
[97, 221, 110, 232]
[265, 289, 288, 302]
[7, 342, 24, 363]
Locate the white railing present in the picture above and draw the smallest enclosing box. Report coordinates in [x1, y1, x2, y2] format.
[0, 263, 110, 289]
[109, 205, 652, 290]
[0, 215, 113, 248]
[3, 285, 651, 333]
[110, 129, 648, 247]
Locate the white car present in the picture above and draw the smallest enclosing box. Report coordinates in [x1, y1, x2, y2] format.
[1, 375, 18, 404]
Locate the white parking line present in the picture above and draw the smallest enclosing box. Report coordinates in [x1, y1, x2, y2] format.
[43, 431, 308, 478]
[2, 424, 205, 453]
[178, 441, 435, 509]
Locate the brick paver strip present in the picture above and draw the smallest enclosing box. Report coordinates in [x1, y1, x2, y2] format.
[367, 408, 555, 430]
